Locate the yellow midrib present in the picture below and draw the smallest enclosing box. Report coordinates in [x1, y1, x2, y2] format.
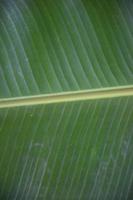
[0, 85, 133, 108]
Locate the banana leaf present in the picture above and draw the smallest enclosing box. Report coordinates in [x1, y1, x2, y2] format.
[0, 0, 133, 199]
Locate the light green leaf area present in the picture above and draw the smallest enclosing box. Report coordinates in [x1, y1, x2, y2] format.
[0, 0, 133, 200]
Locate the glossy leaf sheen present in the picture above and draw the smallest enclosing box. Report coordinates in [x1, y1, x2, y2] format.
[0, 0, 133, 199]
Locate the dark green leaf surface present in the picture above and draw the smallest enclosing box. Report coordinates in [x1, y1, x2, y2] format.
[0, 0, 133, 97]
[0, 97, 133, 199]
[0, 0, 133, 200]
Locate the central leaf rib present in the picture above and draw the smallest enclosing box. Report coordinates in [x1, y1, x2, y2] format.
[0, 85, 133, 108]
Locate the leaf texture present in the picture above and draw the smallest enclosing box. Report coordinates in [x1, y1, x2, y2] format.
[0, 0, 133, 200]
[0, 97, 133, 199]
[0, 0, 133, 97]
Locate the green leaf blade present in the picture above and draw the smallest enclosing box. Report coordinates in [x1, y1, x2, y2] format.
[0, 0, 133, 199]
[0, 0, 133, 98]
[0, 97, 133, 199]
